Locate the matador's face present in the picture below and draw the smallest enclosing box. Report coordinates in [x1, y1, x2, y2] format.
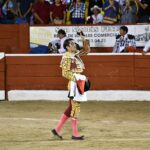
[67, 40, 77, 53]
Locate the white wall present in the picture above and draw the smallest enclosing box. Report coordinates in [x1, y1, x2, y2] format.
[8, 90, 150, 101]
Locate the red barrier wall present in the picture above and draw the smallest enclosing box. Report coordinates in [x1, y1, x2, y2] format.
[6, 55, 66, 90]
[5, 54, 150, 91]
[0, 54, 5, 91]
[0, 23, 29, 53]
[84, 55, 134, 90]
[134, 55, 150, 89]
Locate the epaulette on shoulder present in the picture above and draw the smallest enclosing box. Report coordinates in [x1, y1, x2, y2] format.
[128, 34, 135, 39]
[116, 35, 121, 39]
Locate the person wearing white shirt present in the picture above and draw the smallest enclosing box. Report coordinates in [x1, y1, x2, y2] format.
[115, 0, 125, 5]
[58, 36, 67, 54]
[87, 5, 103, 24]
[113, 26, 136, 53]
[57, 29, 67, 54]
[48, 29, 67, 54]
[142, 40, 150, 55]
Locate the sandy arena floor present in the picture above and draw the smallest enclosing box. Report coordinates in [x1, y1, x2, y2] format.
[0, 101, 150, 150]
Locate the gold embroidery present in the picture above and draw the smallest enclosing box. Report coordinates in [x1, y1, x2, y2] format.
[70, 100, 80, 118]
[60, 52, 84, 81]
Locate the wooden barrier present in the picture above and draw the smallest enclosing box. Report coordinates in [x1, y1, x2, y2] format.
[6, 55, 67, 90]
[5, 54, 150, 92]
[0, 53, 5, 100]
[134, 55, 150, 90]
[0, 23, 29, 53]
[83, 55, 134, 90]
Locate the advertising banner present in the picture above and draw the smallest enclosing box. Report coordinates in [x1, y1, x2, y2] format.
[30, 25, 150, 47]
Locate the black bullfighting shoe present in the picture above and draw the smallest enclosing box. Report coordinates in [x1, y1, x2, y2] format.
[51, 129, 63, 140]
[72, 135, 84, 140]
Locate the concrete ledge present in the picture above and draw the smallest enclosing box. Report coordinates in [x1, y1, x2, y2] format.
[0, 91, 5, 100]
[0, 53, 5, 59]
[8, 90, 150, 101]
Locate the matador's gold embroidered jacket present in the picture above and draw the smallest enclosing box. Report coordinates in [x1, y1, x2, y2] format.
[60, 50, 84, 82]
[60, 40, 90, 83]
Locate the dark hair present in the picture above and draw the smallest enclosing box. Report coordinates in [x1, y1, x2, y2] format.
[63, 38, 74, 50]
[120, 26, 128, 33]
[57, 29, 66, 36]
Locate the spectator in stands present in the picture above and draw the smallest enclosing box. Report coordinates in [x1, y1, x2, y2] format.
[61, 0, 72, 4]
[49, 0, 54, 4]
[69, 0, 86, 24]
[50, 0, 66, 24]
[32, 0, 50, 24]
[120, 0, 137, 24]
[48, 29, 67, 54]
[142, 39, 150, 55]
[102, 0, 119, 24]
[113, 26, 136, 53]
[88, 0, 103, 16]
[48, 40, 60, 53]
[17, 0, 33, 23]
[116, 0, 126, 6]
[86, 5, 103, 24]
[1, 0, 17, 24]
[136, 0, 150, 23]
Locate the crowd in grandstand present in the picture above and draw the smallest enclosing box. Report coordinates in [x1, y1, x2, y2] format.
[0, 0, 150, 25]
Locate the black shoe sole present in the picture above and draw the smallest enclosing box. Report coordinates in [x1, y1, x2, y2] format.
[51, 129, 63, 140]
[72, 135, 84, 140]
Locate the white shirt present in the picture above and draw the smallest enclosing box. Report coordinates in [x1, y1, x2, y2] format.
[58, 36, 67, 54]
[143, 40, 150, 52]
[115, 0, 125, 5]
[92, 13, 103, 24]
[113, 34, 136, 53]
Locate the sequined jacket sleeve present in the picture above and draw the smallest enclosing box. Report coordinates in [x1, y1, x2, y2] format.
[60, 57, 76, 81]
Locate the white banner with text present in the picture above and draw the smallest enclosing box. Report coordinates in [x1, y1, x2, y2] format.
[30, 25, 150, 47]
